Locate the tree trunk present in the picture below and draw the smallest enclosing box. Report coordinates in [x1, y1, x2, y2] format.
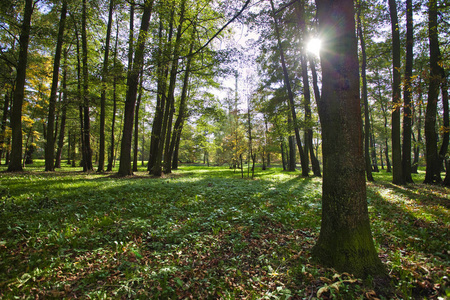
[148, 17, 170, 172]
[0, 92, 11, 165]
[45, 0, 67, 172]
[270, 0, 308, 176]
[388, 0, 405, 185]
[118, 0, 154, 176]
[312, 0, 385, 278]
[296, 0, 321, 177]
[150, 7, 175, 176]
[107, 22, 120, 172]
[133, 71, 143, 172]
[357, 1, 374, 182]
[8, 0, 33, 172]
[170, 35, 194, 170]
[412, 79, 423, 174]
[163, 0, 187, 174]
[424, 0, 442, 184]
[402, 0, 414, 183]
[97, 0, 114, 172]
[288, 135, 296, 171]
[438, 71, 449, 184]
[280, 139, 286, 171]
[81, 0, 93, 171]
[55, 49, 68, 168]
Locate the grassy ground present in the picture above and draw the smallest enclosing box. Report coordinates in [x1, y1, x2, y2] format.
[0, 161, 448, 299]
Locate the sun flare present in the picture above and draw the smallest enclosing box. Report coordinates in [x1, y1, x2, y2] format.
[307, 38, 322, 56]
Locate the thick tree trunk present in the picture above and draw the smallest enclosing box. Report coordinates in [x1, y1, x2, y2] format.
[424, 0, 442, 184]
[389, 0, 405, 185]
[8, 0, 33, 172]
[402, 0, 414, 183]
[118, 0, 154, 176]
[45, 0, 67, 172]
[97, 0, 114, 172]
[312, 0, 385, 278]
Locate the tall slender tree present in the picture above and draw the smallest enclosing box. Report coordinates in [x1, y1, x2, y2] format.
[118, 0, 154, 176]
[357, 0, 374, 182]
[97, 0, 115, 172]
[81, 0, 93, 171]
[8, 0, 34, 172]
[269, 0, 308, 176]
[388, 0, 405, 185]
[45, 0, 67, 172]
[55, 48, 69, 168]
[424, 0, 442, 184]
[402, 0, 414, 183]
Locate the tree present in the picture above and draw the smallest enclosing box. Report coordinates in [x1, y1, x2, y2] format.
[118, 0, 154, 176]
[45, 0, 67, 172]
[81, 0, 93, 171]
[388, 0, 405, 185]
[402, 0, 414, 183]
[424, 0, 442, 184]
[269, 0, 308, 176]
[97, 0, 114, 172]
[8, 0, 34, 172]
[357, 0, 374, 182]
[312, 0, 385, 277]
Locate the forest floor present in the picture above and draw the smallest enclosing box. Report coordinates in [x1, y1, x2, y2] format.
[0, 161, 449, 299]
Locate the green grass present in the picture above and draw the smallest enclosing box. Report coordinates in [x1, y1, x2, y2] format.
[0, 161, 448, 299]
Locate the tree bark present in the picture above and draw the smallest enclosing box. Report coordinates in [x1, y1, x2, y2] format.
[402, 0, 414, 183]
[118, 0, 154, 176]
[8, 0, 34, 172]
[424, 0, 442, 184]
[388, 0, 405, 185]
[312, 0, 385, 278]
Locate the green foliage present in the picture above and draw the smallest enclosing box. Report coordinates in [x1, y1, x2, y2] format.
[0, 163, 448, 298]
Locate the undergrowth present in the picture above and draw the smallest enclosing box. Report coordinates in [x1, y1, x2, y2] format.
[0, 162, 448, 299]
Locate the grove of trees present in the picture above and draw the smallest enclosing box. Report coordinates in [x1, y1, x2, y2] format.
[0, 0, 449, 277]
